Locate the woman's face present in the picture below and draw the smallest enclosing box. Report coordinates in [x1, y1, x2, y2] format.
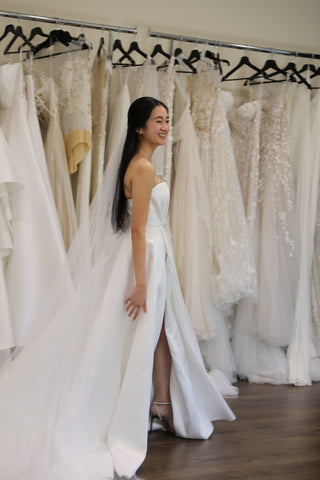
[139, 105, 170, 147]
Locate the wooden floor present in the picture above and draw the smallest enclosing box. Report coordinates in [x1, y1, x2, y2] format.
[137, 380, 320, 480]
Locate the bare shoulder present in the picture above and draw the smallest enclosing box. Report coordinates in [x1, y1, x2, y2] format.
[129, 156, 155, 178]
[125, 156, 155, 196]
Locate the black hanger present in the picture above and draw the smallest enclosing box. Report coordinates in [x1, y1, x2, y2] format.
[151, 43, 170, 60]
[222, 55, 262, 82]
[2, 25, 35, 55]
[117, 41, 147, 64]
[32, 29, 77, 57]
[0, 24, 16, 43]
[310, 66, 320, 79]
[280, 62, 311, 88]
[98, 36, 105, 57]
[27, 26, 48, 43]
[173, 47, 197, 74]
[74, 33, 92, 50]
[244, 58, 288, 84]
[13, 26, 49, 53]
[187, 48, 201, 64]
[112, 38, 135, 65]
[248, 60, 311, 89]
[204, 51, 230, 75]
[298, 63, 317, 75]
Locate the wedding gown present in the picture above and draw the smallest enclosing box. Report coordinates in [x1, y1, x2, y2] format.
[230, 98, 289, 384]
[170, 78, 238, 396]
[287, 85, 320, 385]
[0, 181, 235, 480]
[0, 127, 23, 354]
[31, 44, 92, 226]
[37, 78, 78, 250]
[311, 91, 320, 356]
[91, 47, 112, 200]
[0, 63, 68, 347]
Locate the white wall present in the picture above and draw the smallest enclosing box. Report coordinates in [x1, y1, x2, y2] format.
[1, 0, 320, 53]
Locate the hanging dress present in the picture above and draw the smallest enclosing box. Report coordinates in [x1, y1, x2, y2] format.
[311, 92, 320, 358]
[228, 99, 262, 238]
[0, 176, 235, 479]
[287, 84, 320, 385]
[230, 96, 289, 384]
[105, 68, 131, 166]
[170, 76, 219, 341]
[36, 78, 78, 250]
[0, 127, 23, 357]
[31, 43, 92, 226]
[169, 76, 237, 396]
[90, 45, 112, 200]
[158, 55, 176, 186]
[249, 83, 298, 349]
[208, 81, 256, 310]
[0, 62, 68, 346]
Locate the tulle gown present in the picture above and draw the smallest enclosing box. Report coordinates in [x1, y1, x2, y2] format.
[0, 181, 235, 480]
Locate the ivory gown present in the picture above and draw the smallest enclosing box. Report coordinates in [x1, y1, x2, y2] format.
[0, 181, 235, 480]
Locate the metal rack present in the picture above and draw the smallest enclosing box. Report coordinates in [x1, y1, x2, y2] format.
[149, 29, 320, 60]
[0, 10, 137, 34]
[0, 10, 138, 58]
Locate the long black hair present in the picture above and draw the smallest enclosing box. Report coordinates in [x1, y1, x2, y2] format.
[111, 96, 168, 232]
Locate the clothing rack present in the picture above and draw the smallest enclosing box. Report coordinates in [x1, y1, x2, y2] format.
[0, 10, 137, 58]
[0, 10, 137, 34]
[149, 29, 320, 60]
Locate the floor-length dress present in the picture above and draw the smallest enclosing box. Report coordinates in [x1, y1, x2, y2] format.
[0, 180, 235, 480]
[311, 91, 320, 357]
[287, 85, 320, 385]
[230, 96, 289, 384]
[36, 78, 78, 250]
[31, 44, 92, 226]
[252, 83, 298, 347]
[170, 78, 238, 396]
[208, 84, 257, 310]
[90, 46, 112, 200]
[0, 63, 68, 346]
[0, 127, 23, 355]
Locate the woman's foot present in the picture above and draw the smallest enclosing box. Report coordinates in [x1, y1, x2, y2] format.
[150, 401, 175, 435]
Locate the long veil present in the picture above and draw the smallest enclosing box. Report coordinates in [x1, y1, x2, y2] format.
[20, 92, 128, 347]
[0, 90, 128, 478]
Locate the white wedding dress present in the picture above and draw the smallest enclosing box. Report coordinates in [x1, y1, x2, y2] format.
[0, 181, 235, 480]
[0, 63, 68, 347]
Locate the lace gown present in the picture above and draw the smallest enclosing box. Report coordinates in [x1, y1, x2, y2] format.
[170, 79, 238, 396]
[37, 78, 78, 250]
[31, 45, 92, 226]
[230, 97, 289, 384]
[0, 181, 235, 480]
[90, 47, 112, 200]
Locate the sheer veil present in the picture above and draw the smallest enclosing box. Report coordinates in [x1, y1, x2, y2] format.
[18, 108, 128, 349]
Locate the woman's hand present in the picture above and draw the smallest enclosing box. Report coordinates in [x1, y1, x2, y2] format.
[125, 284, 147, 321]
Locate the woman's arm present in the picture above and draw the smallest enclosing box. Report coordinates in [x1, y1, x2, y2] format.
[125, 159, 154, 320]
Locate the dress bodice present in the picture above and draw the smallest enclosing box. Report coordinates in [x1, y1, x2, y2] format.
[127, 182, 169, 227]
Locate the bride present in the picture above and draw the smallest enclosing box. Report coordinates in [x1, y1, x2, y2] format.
[0, 96, 235, 480]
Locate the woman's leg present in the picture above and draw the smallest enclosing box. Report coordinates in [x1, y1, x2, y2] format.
[151, 320, 174, 431]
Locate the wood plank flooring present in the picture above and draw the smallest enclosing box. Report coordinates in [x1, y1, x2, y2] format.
[137, 380, 320, 480]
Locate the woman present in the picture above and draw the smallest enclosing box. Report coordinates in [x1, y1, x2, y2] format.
[0, 97, 235, 480]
